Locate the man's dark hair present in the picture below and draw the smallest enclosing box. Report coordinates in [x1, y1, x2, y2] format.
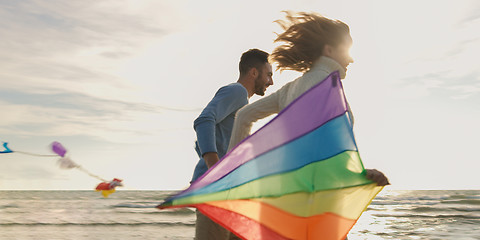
[239, 49, 269, 76]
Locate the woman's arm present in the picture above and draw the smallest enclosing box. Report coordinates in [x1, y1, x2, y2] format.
[228, 92, 281, 151]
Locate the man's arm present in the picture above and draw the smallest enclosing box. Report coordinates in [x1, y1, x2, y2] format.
[194, 84, 248, 168]
[202, 152, 220, 168]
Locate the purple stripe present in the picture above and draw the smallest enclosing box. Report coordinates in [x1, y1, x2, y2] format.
[187, 71, 347, 192]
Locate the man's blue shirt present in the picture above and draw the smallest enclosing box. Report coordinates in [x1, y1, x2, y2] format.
[191, 83, 248, 182]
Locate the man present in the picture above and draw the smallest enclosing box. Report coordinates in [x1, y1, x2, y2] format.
[191, 49, 273, 240]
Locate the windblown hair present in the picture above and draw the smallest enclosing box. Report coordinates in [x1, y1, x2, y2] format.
[271, 12, 350, 72]
[239, 49, 269, 76]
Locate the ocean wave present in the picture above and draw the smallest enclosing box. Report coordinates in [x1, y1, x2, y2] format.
[375, 195, 449, 201]
[447, 194, 471, 199]
[391, 206, 480, 213]
[371, 200, 438, 206]
[112, 204, 157, 209]
[112, 207, 195, 215]
[372, 196, 480, 206]
[372, 213, 480, 220]
[441, 199, 480, 205]
[156, 208, 195, 215]
[0, 222, 195, 227]
[0, 204, 19, 209]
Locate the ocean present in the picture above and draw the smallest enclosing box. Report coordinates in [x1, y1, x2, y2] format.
[0, 190, 478, 240]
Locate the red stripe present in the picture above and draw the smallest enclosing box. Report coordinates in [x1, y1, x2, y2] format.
[196, 204, 291, 240]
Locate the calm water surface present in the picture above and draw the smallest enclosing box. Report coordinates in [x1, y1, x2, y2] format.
[0, 190, 478, 239]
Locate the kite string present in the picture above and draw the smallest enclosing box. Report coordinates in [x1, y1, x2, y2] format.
[4, 143, 124, 188]
[13, 150, 108, 182]
[76, 166, 134, 190]
[10, 146, 116, 186]
[13, 151, 58, 157]
[75, 165, 108, 182]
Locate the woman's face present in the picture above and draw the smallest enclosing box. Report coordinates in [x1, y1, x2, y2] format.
[325, 35, 354, 72]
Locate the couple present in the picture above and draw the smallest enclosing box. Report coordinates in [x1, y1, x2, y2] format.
[191, 12, 389, 240]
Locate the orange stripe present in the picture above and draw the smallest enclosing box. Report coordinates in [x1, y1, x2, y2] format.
[206, 200, 355, 239]
[253, 183, 382, 218]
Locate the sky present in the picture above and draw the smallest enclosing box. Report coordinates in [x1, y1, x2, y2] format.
[0, 0, 479, 190]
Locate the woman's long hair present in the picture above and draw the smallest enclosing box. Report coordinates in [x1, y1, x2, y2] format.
[271, 12, 350, 72]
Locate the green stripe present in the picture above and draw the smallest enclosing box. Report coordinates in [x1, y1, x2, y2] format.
[171, 151, 372, 206]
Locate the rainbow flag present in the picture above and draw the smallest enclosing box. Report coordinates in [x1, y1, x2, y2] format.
[158, 71, 383, 240]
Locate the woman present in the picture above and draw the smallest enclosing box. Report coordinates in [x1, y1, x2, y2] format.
[228, 12, 389, 186]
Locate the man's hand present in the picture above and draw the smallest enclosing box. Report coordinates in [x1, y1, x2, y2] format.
[365, 169, 390, 186]
[203, 152, 220, 169]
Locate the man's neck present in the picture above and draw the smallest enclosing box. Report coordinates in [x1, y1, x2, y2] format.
[237, 77, 254, 98]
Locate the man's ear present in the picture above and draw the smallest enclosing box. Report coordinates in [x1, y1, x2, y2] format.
[248, 67, 258, 78]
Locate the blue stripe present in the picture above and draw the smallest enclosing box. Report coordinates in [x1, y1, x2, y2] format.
[174, 113, 357, 199]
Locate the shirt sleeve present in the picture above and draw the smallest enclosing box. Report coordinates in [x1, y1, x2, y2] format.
[194, 84, 248, 156]
[346, 102, 355, 126]
[228, 90, 281, 151]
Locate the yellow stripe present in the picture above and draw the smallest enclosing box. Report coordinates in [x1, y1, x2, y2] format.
[207, 183, 382, 219]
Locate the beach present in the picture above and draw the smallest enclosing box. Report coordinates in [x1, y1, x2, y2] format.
[1, 190, 478, 239]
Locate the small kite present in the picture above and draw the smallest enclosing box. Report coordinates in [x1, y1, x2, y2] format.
[0, 142, 13, 153]
[95, 178, 123, 197]
[51, 141, 123, 197]
[158, 71, 384, 240]
[1, 140, 123, 197]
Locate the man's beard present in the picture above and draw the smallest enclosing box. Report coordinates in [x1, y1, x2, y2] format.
[254, 75, 265, 96]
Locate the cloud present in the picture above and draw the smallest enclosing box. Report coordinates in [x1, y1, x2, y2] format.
[385, 5, 480, 100]
[457, 0, 480, 25]
[0, 1, 165, 58]
[0, 88, 199, 144]
[0, 0, 182, 100]
[0, 0, 204, 144]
